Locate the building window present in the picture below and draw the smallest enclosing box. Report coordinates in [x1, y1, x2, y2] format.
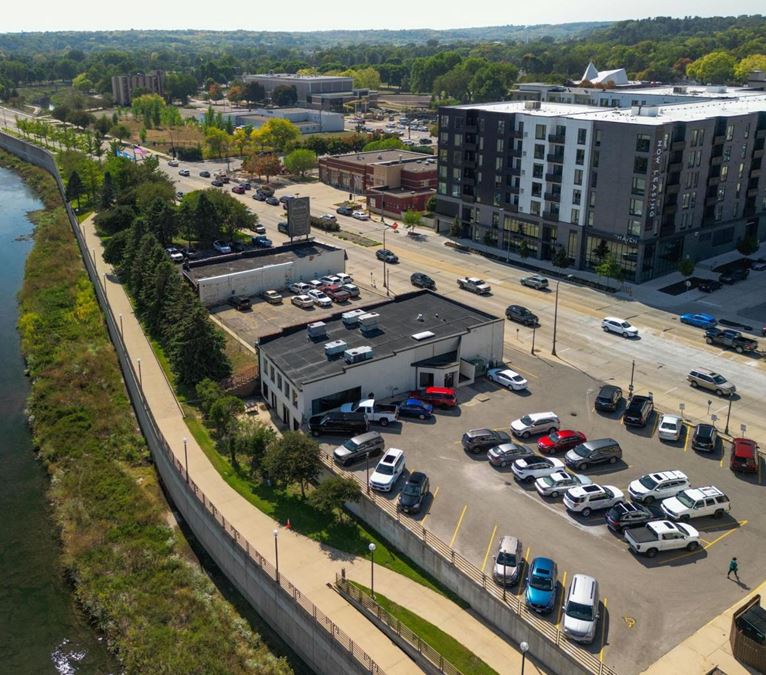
[451, 184, 461, 197]
[589, 190, 597, 208]
[534, 144, 545, 159]
[726, 124, 734, 141]
[720, 165, 728, 181]
[718, 185, 726, 201]
[627, 219, 641, 236]
[454, 133, 463, 147]
[631, 176, 646, 196]
[438, 181, 447, 195]
[713, 225, 733, 243]
[496, 139, 504, 153]
[595, 129, 602, 146]
[592, 151, 599, 168]
[575, 149, 585, 165]
[452, 168, 461, 180]
[690, 129, 699, 146]
[533, 163, 543, 178]
[634, 156, 648, 173]
[574, 169, 583, 185]
[530, 201, 541, 215]
[690, 192, 696, 208]
[532, 182, 542, 197]
[535, 124, 546, 140]
[440, 114, 449, 128]
[495, 157, 503, 171]
[587, 211, 595, 225]
[723, 146, 731, 162]
[498, 120, 505, 134]
[439, 149, 448, 162]
[577, 128, 587, 145]
[571, 189, 580, 205]
[636, 134, 651, 153]
[452, 151, 461, 164]
[570, 208, 580, 223]
[629, 198, 643, 216]
[682, 193, 690, 209]
[479, 118, 485, 133]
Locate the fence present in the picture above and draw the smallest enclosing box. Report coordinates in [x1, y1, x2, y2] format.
[336, 574, 461, 675]
[320, 450, 617, 675]
[0, 131, 383, 675]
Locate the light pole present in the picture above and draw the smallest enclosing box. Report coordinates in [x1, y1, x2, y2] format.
[629, 360, 636, 398]
[725, 395, 733, 435]
[520, 641, 529, 675]
[365, 452, 371, 494]
[273, 529, 280, 584]
[531, 325, 536, 355]
[368, 542, 376, 599]
[119, 313, 123, 338]
[183, 437, 189, 484]
[137, 358, 142, 389]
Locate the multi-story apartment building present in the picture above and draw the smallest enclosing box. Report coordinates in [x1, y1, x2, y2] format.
[435, 98, 766, 282]
[111, 70, 165, 106]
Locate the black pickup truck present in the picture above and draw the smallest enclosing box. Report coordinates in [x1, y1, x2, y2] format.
[704, 328, 758, 354]
[623, 395, 654, 428]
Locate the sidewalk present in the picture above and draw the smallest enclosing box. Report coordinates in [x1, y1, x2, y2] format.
[79, 215, 546, 675]
[643, 578, 766, 674]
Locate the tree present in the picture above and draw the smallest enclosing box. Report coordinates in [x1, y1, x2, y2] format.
[169, 303, 231, 387]
[425, 195, 437, 213]
[232, 418, 276, 477]
[592, 239, 610, 263]
[403, 209, 422, 232]
[552, 246, 570, 268]
[146, 198, 178, 245]
[262, 432, 321, 497]
[734, 54, 766, 82]
[110, 124, 131, 142]
[449, 216, 461, 237]
[245, 154, 282, 184]
[209, 395, 246, 464]
[678, 257, 696, 277]
[309, 477, 361, 522]
[100, 170, 115, 209]
[519, 240, 531, 259]
[102, 228, 131, 265]
[242, 81, 266, 109]
[363, 137, 405, 152]
[191, 190, 220, 244]
[595, 252, 624, 289]
[686, 51, 736, 84]
[253, 118, 301, 153]
[271, 84, 298, 106]
[736, 236, 759, 255]
[195, 378, 223, 417]
[205, 127, 230, 159]
[283, 148, 317, 177]
[65, 170, 83, 209]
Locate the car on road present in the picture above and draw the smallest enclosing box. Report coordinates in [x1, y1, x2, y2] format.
[691, 423, 718, 453]
[307, 289, 333, 308]
[697, 278, 722, 293]
[564, 484, 624, 517]
[511, 456, 565, 483]
[165, 246, 184, 263]
[511, 412, 559, 439]
[291, 294, 314, 308]
[252, 235, 273, 248]
[199, 170, 211, 178]
[333, 431, 385, 467]
[488, 442, 534, 467]
[232, 184, 246, 194]
[289, 281, 312, 294]
[277, 221, 289, 235]
[660, 486, 731, 521]
[605, 502, 654, 533]
[625, 520, 700, 557]
[525, 557, 558, 614]
[628, 471, 690, 504]
[397, 472, 430, 514]
[211, 179, 224, 187]
[520, 275, 549, 290]
[704, 327, 758, 354]
[535, 470, 592, 498]
[336, 205, 354, 216]
[168, 158, 179, 167]
[564, 438, 622, 471]
[376, 248, 399, 263]
[680, 312, 717, 329]
[411, 272, 436, 289]
[278, 194, 295, 204]
[462, 428, 512, 454]
[601, 317, 639, 338]
[263, 290, 283, 305]
[687, 368, 736, 396]
[318, 214, 337, 226]
[492, 535, 523, 586]
[719, 268, 749, 284]
[227, 295, 252, 311]
[181, 246, 199, 260]
[252, 192, 266, 201]
[658, 414, 683, 442]
[265, 196, 280, 206]
[457, 277, 491, 294]
[594, 384, 623, 412]
[178, 168, 190, 177]
[538, 430, 587, 455]
[487, 368, 528, 391]
[257, 186, 274, 197]
[213, 240, 232, 254]
[562, 574, 600, 644]
[730, 437, 759, 473]
[409, 386, 457, 409]
[397, 399, 434, 420]
[623, 394, 654, 427]
[369, 448, 405, 492]
[352, 210, 369, 221]
[505, 305, 538, 326]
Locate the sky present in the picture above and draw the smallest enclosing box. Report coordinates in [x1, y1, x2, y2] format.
[1, 1, 764, 32]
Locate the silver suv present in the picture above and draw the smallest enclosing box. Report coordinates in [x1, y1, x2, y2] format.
[687, 368, 735, 397]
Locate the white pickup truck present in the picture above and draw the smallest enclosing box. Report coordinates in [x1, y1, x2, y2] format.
[339, 399, 399, 426]
[624, 520, 700, 557]
[457, 277, 492, 295]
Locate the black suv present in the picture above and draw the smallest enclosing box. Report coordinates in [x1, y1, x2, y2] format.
[462, 428, 512, 454]
[594, 384, 623, 412]
[397, 472, 430, 514]
[227, 295, 251, 311]
[308, 412, 369, 437]
[411, 272, 436, 289]
[605, 503, 653, 533]
[505, 305, 538, 326]
[336, 205, 354, 216]
[719, 268, 749, 284]
[691, 424, 718, 453]
[623, 395, 654, 427]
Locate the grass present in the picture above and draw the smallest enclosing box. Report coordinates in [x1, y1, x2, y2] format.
[350, 582, 497, 675]
[333, 230, 381, 247]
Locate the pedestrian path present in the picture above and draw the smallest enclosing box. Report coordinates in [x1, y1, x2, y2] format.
[79, 216, 546, 675]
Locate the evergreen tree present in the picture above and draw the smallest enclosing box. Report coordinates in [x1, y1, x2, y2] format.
[193, 191, 220, 245]
[100, 170, 115, 209]
[146, 197, 178, 246]
[169, 303, 231, 387]
[65, 170, 83, 209]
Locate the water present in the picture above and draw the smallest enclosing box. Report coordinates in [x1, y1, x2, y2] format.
[0, 167, 116, 674]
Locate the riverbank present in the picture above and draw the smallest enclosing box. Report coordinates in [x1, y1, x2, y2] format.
[4, 149, 291, 673]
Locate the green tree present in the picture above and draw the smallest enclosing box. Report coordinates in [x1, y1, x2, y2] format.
[734, 54, 766, 82]
[425, 195, 437, 213]
[271, 84, 298, 106]
[146, 198, 178, 246]
[308, 476, 361, 523]
[195, 378, 224, 417]
[209, 395, 246, 464]
[595, 252, 624, 289]
[242, 81, 266, 109]
[244, 153, 282, 184]
[169, 304, 231, 387]
[519, 240, 531, 259]
[363, 137, 405, 152]
[254, 118, 301, 153]
[592, 239, 610, 263]
[686, 51, 736, 84]
[100, 170, 115, 209]
[262, 432, 321, 497]
[552, 246, 570, 268]
[403, 209, 422, 232]
[65, 170, 83, 209]
[191, 190, 220, 244]
[736, 236, 759, 255]
[677, 257, 695, 277]
[283, 148, 317, 177]
[232, 418, 276, 477]
[205, 127, 230, 159]
[110, 124, 131, 142]
[102, 228, 131, 265]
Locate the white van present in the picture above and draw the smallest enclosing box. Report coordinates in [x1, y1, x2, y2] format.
[562, 574, 600, 644]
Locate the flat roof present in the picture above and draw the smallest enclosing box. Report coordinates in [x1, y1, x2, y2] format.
[185, 241, 340, 283]
[259, 290, 500, 387]
[250, 73, 352, 82]
[326, 149, 432, 166]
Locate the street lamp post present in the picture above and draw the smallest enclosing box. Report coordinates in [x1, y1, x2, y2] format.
[382, 227, 389, 296]
[725, 395, 733, 435]
[137, 358, 142, 389]
[273, 529, 280, 584]
[183, 437, 189, 484]
[520, 641, 529, 675]
[368, 542, 376, 599]
[629, 360, 636, 398]
[531, 325, 536, 355]
[551, 275, 573, 357]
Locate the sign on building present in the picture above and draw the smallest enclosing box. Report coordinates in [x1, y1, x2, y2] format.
[287, 196, 311, 238]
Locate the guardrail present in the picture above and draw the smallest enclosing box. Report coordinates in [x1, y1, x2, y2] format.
[320, 450, 616, 675]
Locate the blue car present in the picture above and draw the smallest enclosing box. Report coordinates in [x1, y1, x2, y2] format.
[679, 312, 717, 329]
[252, 235, 273, 248]
[398, 398, 434, 420]
[525, 557, 558, 614]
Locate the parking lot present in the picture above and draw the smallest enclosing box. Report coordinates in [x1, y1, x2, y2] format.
[318, 347, 764, 674]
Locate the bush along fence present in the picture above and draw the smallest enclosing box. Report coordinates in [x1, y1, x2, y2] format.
[0, 131, 383, 675]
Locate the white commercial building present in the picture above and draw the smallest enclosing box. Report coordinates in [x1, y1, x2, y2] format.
[258, 291, 505, 430]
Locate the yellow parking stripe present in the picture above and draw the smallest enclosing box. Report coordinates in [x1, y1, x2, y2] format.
[525, 546, 531, 565]
[599, 597, 608, 662]
[482, 524, 498, 572]
[684, 425, 692, 453]
[449, 504, 468, 548]
[557, 571, 568, 625]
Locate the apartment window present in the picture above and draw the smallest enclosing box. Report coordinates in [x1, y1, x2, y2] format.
[725, 124, 734, 141]
[715, 204, 724, 222]
[591, 172, 598, 188]
[440, 114, 449, 128]
[497, 120, 505, 134]
[534, 144, 545, 159]
[277, 373, 282, 390]
[455, 118, 463, 130]
[452, 151, 461, 164]
[589, 190, 597, 208]
[718, 185, 726, 201]
[627, 219, 641, 236]
[439, 165, 447, 178]
[439, 149, 449, 162]
[532, 182, 542, 197]
[479, 137, 484, 151]
[592, 151, 600, 168]
[576, 149, 585, 166]
[685, 172, 693, 189]
[745, 123, 751, 139]
[595, 129, 602, 146]
[570, 208, 580, 223]
[572, 189, 581, 205]
[567, 231, 578, 259]
[577, 128, 587, 145]
[533, 163, 543, 178]
[682, 193, 690, 209]
[451, 184, 461, 197]
[720, 165, 728, 181]
[479, 118, 485, 133]
[690, 129, 699, 146]
[634, 156, 648, 173]
[535, 124, 546, 140]
[495, 157, 503, 171]
[438, 181, 447, 195]
[698, 129, 705, 146]
[574, 169, 583, 185]
[629, 198, 644, 217]
[440, 132, 449, 145]
[690, 192, 696, 208]
[495, 174, 503, 188]
[738, 162, 745, 178]
[631, 176, 646, 196]
[496, 139, 504, 153]
[588, 211, 595, 225]
[530, 201, 541, 215]
[454, 133, 463, 147]
[736, 181, 742, 198]
[492, 211, 500, 226]
[723, 146, 731, 162]
[636, 134, 651, 153]
[292, 389, 298, 406]
[452, 168, 461, 180]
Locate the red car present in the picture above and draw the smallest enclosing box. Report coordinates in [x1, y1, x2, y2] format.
[231, 184, 246, 194]
[537, 430, 587, 454]
[730, 437, 759, 474]
[409, 386, 457, 409]
[323, 284, 351, 303]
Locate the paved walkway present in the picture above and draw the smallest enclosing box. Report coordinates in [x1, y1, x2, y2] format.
[80, 216, 546, 675]
[644, 578, 766, 674]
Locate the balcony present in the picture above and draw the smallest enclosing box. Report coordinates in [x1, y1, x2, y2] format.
[542, 210, 560, 222]
[668, 162, 682, 172]
[506, 204, 519, 213]
[665, 183, 679, 194]
[509, 167, 521, 176]
[671, 140, 686, 151]
[713, 134, 725, 145]
[707, 176, 720, 187]
[748, 187, 759, 197]
[750, 168, 762, 178]
[710, 156, 722, 166]
[509, 129, 522, 139]
[545, 172, 563, 183]
[755, 129, 766, 139]
[548, 133, 566, 144]
[544, 192, 561, 203]
[546, 154, 565, 164]
[510, 147, 523, 158]
[754, 149, 764, 159]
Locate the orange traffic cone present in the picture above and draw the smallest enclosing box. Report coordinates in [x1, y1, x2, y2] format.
[286, 518, 292, 530]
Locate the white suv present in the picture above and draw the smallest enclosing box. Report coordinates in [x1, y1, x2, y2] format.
[628, 470, 689, 504]
[601, 316, 639, 337]
[661, 486, 731, 521]
[510, 412, 559, 439]
[369, 448, 405, 492]
[512, 457, 565, 483]
[564, 484, 624, 517]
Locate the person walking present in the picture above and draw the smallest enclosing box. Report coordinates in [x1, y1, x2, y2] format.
[727, 557, 739, 580]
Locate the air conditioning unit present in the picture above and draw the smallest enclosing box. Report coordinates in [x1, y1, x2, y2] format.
[307, 321, 327, 339]
[344, 346, 373, 364]
[342, 309, 367, 327]
[324, 340, 347, 357]
[358, 312, 380, 333]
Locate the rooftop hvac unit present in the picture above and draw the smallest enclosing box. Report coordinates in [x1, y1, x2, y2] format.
[324, 340, 347, 357]
[344, 346, 373, 364]
[524, 100, 541, 110]
[307, 321, 327, 339]
[358, 312, 380, 332]
[342, 308, 367, 327]
[672, 86, 688, 94]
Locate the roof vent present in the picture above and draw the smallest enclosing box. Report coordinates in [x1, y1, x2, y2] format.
[411, 330, 435, 341]
[307, 321, 327, 339]
[342, 308, 367, 326]
[324, 339, 347, 357]
[358, 312, 380, 333]
[524, 100, 541, 110]
[344, 346, 373, 364]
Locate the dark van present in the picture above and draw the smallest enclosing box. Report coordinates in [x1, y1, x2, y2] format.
[308, 411, 369, 437]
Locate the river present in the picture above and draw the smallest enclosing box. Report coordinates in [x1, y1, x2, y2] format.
[0, 166, 117, 674]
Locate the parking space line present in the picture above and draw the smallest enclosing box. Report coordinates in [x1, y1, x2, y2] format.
[665, 521, 747, 563]
[684, 426, 692, 453]
[599, 597, 608, 662]
[557, 570, 568, 626]
[422, 486, 439, 524]
[449, 504, 468, 548]
[481, 524, 498, 572]
[525, 546, 531, 565]
[650, 414, 660, 438]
